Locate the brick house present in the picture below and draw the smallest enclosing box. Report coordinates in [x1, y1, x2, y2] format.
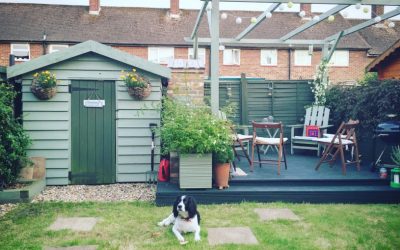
[0, 0, 399, 96]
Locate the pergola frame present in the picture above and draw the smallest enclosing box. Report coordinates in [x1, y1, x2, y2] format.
[190, 0, 400, 114]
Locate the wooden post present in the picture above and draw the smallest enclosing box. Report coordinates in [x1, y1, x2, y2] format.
[210, 0, 220, 115]
[240, 73, 248, 125]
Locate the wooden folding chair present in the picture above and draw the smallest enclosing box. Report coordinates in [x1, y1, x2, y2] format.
[233, 130, 252, 165]
[314, 120, 360, 175]
[251, 121, 288, 175]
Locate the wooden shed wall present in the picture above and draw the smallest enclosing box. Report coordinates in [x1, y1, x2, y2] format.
[21, 52, 161, 185]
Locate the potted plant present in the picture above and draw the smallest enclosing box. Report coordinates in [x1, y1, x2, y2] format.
[390, 146, 400, 188]
[121, 68, 152, 100]
[31, 70, 57, 100]
[161, 98, 233, 189]
[213, 144, 234, 190]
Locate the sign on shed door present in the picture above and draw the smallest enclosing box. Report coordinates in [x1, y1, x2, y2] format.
[70, 80, 116, 184]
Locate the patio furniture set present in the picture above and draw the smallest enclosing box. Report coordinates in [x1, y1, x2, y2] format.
[233, 106, 361, 175]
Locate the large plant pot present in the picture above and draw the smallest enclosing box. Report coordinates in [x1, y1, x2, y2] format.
[214, 163, 230, 190]
[179, 154, 212, 189]
[30, 157, 46, 180]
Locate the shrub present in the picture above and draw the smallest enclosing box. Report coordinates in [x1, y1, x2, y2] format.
[0, 83, 31, 186]
[325, 79, 400, 139]
[161, 98, 233, 157]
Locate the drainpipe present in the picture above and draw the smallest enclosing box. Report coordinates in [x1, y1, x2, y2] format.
[288, 49, 292, 80]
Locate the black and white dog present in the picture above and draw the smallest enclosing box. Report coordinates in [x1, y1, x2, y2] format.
[158, 195, 201, 244]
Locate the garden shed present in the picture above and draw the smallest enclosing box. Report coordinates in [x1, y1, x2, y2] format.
[7, 40, 170, 185]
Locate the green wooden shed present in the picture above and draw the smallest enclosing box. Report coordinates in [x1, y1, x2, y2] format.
[7, 40, 170, 185]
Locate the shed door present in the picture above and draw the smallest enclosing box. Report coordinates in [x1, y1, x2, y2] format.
[71, 80, 116, 184]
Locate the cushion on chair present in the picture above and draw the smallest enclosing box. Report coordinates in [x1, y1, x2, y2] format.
[255, 137, 288, 145]
[313, 137, 354, 145]
[237, 134, 253, 140]
[292, 136, 319, 141]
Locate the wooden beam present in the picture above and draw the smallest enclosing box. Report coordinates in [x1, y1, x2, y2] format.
[325, 7, 400, 41]
[324, 31, 344, 61]
[201, 0, 400, 5]
[193, 35, 199, 59]
[280, 5, 349, 41]
[210, 0, 220, 115]
[185, 37, 327, 45]
[235, 3, 280, 41]
[191, 0, 209, 39]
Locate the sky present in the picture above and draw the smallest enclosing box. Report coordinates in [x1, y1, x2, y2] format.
[0, 0, 399, 19]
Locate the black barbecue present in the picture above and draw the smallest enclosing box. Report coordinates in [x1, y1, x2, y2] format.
[372, 119, 400, 169]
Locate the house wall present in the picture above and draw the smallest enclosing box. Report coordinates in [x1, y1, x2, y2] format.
[377, 50, 400, 80]
[1, 43, 373, 85]
[20, 52, 161, 185]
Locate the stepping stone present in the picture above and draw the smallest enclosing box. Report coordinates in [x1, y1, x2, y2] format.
[208, 227, 258, 245]
[254, 208, 300, 221]
[44, 246, 97, 250]
[49, 217, 99, 232]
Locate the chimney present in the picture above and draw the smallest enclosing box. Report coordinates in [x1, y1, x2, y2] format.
[372, 5, 384, 18]
[169, 0, 181, 19]
[89, 0, 100, 15]
[300, 4, 312, 19]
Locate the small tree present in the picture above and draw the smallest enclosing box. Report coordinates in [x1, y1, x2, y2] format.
[310, 59, 330, 106]
[0, 82, 31, 187]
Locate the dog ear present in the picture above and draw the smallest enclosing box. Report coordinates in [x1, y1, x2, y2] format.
[187, 196, 197, 219]
[173, 196, 180, 217]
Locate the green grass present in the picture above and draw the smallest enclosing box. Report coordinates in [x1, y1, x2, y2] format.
[0, 202, 399, 250]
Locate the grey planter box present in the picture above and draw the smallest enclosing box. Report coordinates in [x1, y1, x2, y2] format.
[0, 178, 46, 204]
[179, 154, 212, 189]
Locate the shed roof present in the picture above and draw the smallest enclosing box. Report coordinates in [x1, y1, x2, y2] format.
[7, 40, 171, 79]
[366, 38, 400, 72]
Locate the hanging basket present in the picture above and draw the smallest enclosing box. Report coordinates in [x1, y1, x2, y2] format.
[127, 81, 152, 100]
[31, 79, 57, 100]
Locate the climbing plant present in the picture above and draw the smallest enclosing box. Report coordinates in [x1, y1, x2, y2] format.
[310, 59, 330, 105]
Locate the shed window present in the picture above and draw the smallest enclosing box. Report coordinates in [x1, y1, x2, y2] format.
[223, 49, 240, 65]
[329, 50, 349, 67]
[148, 47, 174, 64]
[260, 49, 277, 66]
[11, 44, 30, 61]
[294, 50, 312, 66]
[188, 48, 206, 65]
[49, 44, 69, 53]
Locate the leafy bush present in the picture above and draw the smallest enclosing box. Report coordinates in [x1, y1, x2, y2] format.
[392, 146, 400, 166]
[325, 79, 400, 139]
[161, 98, 233, 159]
[0, 83, 31, 186]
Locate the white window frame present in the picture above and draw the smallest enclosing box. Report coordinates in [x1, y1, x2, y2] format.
[294, 50, 312, 66]
[48, 44, 69, 53]
[260, 49, 278, 66]
[329, 50, 349, 67]
[11, 43, 30, 61]
[188, 48, 206, 65]
[148, 47, 174, 64]
[223, 49, 240, 65]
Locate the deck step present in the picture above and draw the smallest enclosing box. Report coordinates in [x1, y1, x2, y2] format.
[156, 181, 400, 205]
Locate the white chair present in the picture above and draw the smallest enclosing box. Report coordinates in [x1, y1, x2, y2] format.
[289, 106, 332, 156]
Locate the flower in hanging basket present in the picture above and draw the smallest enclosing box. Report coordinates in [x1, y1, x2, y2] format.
[31, 70, 57, 100]
[121, 68, 151, 100]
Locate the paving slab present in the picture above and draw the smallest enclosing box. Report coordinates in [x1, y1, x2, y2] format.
[254, 208, 300, 221]
[44, 246, 97, 250]
[48, 217, 99, 232]
[208, 227, 258, 245]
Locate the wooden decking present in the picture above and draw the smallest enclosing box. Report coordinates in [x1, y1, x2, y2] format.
[156, 152, 400, 205]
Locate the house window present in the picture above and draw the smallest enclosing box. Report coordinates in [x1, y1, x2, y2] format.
[11, 43, 30, 61]
[49, 44, 69, 53]
[329, 50, 349, 67]
[223, 49, 240, 65]
[260, 49, 277, 66]
[188, 48, 206, 65]
[148, 47, 174, 64]
[294, 50, 312, 66]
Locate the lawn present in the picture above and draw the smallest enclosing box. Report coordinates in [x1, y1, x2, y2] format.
[0, 202, 399, 250]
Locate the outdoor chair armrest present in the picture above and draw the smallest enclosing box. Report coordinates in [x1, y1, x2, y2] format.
[287, 124, 304, 128]
[319, 124, 333, 130]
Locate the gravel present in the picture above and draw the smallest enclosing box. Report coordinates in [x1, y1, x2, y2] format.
[32, 183, 157, 202]
[0, 183, 156, 217]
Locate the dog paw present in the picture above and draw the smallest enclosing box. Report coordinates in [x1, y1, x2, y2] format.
[157, 222, 165, 227]
[179, 240, 188, 245]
